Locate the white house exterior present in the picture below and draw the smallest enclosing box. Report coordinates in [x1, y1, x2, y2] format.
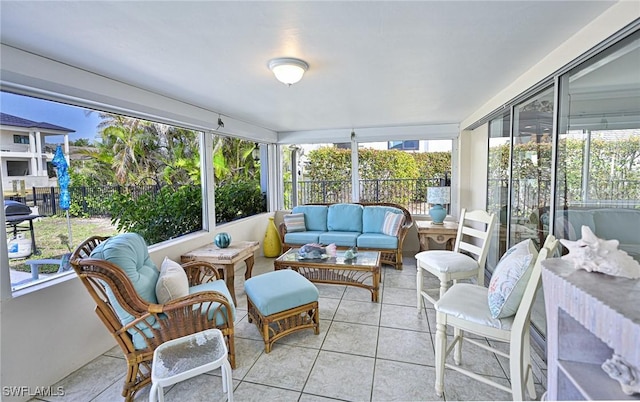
[0, 112, 72, 191]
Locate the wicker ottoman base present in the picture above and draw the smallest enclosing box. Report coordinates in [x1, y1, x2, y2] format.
[247, 298, 319, 353]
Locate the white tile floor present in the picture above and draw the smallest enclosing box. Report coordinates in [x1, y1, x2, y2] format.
[29, 255, 546, 402]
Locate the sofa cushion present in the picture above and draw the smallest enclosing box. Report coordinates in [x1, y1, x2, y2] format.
[382, 211, 405, 236]
[284, 231, 324, 245]
[327, 203, 363, 232]
[319, 231, 360, 247]
[292, 205, 328, 232]
[357, 233, 398, 249]
[155, 257, 189, 304]
[592, 209, 639, 245]
[487, 239, 537, 319]
[284, 213, 306, 232]
[362, 205, 403, 233]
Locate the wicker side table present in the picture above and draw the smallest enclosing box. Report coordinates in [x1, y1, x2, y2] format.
[150, 328, 233, 402]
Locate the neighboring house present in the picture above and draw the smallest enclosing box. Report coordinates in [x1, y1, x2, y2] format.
[0, 112, 72, 191]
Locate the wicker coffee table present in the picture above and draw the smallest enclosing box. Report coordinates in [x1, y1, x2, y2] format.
[274, 248, 381, 302]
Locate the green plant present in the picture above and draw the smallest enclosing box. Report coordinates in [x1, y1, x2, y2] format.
[215, 180, 266, 223]
[109, 185, 202, 244]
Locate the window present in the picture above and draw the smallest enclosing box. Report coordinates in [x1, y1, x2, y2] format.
[282, 139, 452, 216]
[388, 140, 419, 150]
[6, 160, 29, 176]
[13, 134, 29, 144]
[2, 92, 207, 291]
[212, 135, 267, 224]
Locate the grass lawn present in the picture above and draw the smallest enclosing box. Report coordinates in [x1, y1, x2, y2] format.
[8, 216, 119, 273]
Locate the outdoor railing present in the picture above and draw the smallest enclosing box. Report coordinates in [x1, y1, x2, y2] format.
[284, 178, 443, 215]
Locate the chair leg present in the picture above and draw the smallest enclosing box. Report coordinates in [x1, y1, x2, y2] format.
[453, 327, 462, 365]
[439, 276, 448, 300]
[523, 327, 536, 399]
[435, 314, 447, 397]
[416, 266, 423, 313]
[510, 327, 528, 401]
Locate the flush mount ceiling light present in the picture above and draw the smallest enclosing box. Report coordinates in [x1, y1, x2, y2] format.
[268, 57, 309, 86]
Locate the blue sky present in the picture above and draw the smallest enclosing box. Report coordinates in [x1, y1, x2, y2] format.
[1, 91, 102, 143]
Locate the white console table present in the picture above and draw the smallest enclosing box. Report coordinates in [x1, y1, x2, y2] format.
[542, 259, 640, 400]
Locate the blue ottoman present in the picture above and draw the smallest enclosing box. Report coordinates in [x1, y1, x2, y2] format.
[245, 270, 319, 352]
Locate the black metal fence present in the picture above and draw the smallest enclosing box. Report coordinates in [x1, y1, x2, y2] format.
[7, 185, 162, 217]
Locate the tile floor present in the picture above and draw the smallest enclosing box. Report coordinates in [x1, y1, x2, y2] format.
[29, 255, 546, 402]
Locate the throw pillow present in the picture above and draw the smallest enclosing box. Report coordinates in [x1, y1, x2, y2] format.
[284, 213, 306, 232]
[155, 257, 189, 304]
[381, 211, 404, 236]
[487, 239, 538, 319]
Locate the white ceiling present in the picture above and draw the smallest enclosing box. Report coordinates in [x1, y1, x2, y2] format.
[0, 1, 617, 133]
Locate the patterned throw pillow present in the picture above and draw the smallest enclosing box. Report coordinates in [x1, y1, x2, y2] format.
[284, 213, 306, 232]
[381, 211, 404, 236]
[487, 239, 538, 319]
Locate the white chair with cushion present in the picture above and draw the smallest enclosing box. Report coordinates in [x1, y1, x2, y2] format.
[433, 235, 558, 400]
[416, 209, 497, 311]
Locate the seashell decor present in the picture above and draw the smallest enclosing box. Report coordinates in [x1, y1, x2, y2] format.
[560, 225, 640, 279]
[602, 354, 640, 395]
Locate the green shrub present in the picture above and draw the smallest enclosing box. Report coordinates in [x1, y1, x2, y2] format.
[215, 180, 266, 223]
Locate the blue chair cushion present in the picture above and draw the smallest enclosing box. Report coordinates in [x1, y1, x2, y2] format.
[357, 233, 398, 249]
[292, 205, 328, 232]
[327, 203, 363, 232]
[362, 206, 403, 234]
[319, 231, 360, 247]
[284, 231, 324, 245]
[189, 280, 236, 324]
[90, 233, 159, 332]
[131, 280, 236, 350]
[245, 270, 319, 316]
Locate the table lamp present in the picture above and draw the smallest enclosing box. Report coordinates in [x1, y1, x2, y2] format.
[427, 186, 450, 225]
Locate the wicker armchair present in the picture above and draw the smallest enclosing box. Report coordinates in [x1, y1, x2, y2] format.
[70, 235, 236, 402]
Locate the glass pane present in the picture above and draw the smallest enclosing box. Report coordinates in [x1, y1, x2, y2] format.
[556, 31, 640, 263]
[511, 88, 554, 249]
[213, 136, 266, 224]
[358, 140, 452, 215]
[486, 114, 511, 272]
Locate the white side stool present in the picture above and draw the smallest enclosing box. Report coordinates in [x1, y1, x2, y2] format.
[150, 328, 233, 402]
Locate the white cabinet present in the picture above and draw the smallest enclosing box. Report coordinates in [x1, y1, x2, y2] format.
[542, 259, 640, 400]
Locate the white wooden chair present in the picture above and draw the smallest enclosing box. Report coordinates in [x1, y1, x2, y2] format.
[433, 235, 558, 401]
[416, 209, 497, 311]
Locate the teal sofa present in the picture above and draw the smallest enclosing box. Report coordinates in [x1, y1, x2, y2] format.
[553, 208, 640, 261]
[279, 202, 413, 269]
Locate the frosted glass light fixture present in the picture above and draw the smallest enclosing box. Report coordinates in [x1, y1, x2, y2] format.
[427, 186, 451, 225]
[268, 58, 309, 85]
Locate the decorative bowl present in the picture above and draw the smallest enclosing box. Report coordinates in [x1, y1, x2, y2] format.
[214, 232, 231, 248]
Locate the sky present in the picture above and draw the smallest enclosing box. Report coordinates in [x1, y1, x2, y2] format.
[1, 91, 102, 143]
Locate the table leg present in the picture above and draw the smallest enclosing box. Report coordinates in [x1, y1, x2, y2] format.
[219, 264, 236, 305]
[244, 255, 255, 280]
[29, 220, 37, 254]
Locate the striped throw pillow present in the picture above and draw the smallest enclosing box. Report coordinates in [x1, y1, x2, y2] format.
[284, 213, 306, 232]
[381, 211, 404, 236]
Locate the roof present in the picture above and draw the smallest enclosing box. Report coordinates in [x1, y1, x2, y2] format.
[0, 112, 75, 133]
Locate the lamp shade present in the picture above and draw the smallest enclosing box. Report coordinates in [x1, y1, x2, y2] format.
[427, 186, 450, 225]
[268, 58, 309, 85]
[427, 186, 451, 205]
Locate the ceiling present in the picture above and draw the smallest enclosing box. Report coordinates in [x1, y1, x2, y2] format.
[0, 1, 618, 134]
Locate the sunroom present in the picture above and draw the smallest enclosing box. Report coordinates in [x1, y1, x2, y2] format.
[1, 2, 639, 401]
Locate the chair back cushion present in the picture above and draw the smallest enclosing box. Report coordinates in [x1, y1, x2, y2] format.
[292, 205, 328, 231]
[327, 203, 363, 232]
[362, 205, 403, 234]
[90, 232, 160, 304]
[487, 239, 537, 319]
